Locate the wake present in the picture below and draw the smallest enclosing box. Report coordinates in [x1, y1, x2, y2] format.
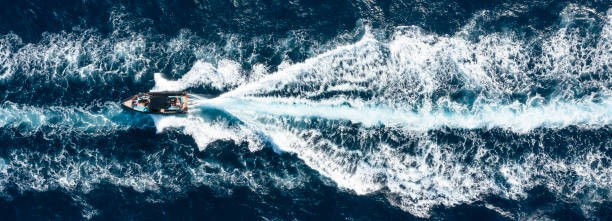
[149, 7, 612, 218]
[195, 95, 612, 132]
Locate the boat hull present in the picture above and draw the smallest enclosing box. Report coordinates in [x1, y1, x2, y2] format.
[122, 91, 188, 114]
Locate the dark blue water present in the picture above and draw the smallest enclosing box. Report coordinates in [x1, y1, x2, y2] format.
[1, 0, 611, 220]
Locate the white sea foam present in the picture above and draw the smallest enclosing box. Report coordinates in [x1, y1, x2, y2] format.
[151, 113, 264, 151]
[202, 95, 612, 132]
[0, 135, 308, 218]
[0, 10, 203, 85]
[0, 102, 140, 134]
[244, 118, 612, 217]
[0, 5, 609, 220]
[150, 6, 612, 218]
[151, 59, 245, 92]
[0, 31, 151, 84]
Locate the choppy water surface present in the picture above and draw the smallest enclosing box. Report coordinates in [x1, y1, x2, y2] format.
[1, 0, 611, 220]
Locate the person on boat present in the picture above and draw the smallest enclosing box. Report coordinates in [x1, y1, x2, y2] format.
[170, 97, 180, 107]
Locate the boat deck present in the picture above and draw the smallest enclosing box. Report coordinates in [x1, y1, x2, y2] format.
[122, 92, 188, 114]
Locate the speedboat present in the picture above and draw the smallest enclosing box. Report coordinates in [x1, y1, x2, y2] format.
[122, 91, 188, 114]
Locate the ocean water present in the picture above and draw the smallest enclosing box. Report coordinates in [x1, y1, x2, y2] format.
[0, 0, 611, 220]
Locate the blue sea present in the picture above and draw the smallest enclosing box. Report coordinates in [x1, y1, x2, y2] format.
[0, 0, 611, 220]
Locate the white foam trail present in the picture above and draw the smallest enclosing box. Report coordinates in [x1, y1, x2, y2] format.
[268, 126, 612, 217]
[203, 95, 612, 132]
[209, 7, 611, 113]
[151, 112, 265, 152]
[149, 6, 612, 218]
